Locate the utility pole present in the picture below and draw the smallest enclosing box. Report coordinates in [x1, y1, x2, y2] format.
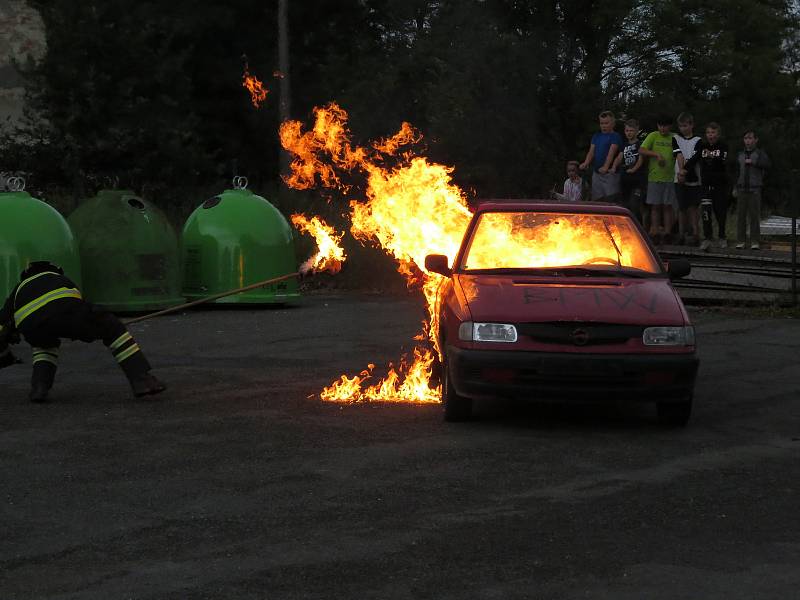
[278, 0, 291, 180]
[792, 170, 798, 306]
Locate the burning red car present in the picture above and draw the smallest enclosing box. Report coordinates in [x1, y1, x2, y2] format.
[425, 201, 698, 426]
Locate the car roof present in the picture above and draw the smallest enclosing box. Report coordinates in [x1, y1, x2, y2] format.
[473, 199, 631, 216]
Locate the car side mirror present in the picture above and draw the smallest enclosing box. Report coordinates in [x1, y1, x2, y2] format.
[424, 254, 452, 277]
[667, 259, 691, 280]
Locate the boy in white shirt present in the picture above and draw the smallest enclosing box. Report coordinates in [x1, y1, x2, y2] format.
[673, 112, 702, 245]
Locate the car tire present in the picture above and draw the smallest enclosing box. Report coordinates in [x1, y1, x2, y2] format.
[657, 395, 692, 427]
[442, 361, 472, 422]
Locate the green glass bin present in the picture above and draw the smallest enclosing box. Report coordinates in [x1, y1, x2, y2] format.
[0, 191, 82, 301]
[181, 188, 300, 304]
[67, 190, 183, 312]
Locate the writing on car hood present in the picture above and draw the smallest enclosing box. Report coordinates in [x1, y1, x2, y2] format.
[456, 274, 686, 326]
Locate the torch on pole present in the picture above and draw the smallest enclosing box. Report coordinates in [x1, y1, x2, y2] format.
[124, 272, 300, 325]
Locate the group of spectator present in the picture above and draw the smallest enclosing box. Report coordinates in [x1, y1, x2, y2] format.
[553, 110, 771, 250]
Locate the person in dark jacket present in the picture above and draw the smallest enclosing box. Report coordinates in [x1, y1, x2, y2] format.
[684, 122, 730, 250]
[0, 261, 165, 402]
[734, 130, 771, 250]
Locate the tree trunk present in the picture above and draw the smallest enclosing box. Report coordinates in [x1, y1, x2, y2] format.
[278, 0, 291, 179]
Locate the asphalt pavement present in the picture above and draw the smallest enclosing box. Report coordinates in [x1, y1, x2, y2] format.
[0, 294, 798, 599]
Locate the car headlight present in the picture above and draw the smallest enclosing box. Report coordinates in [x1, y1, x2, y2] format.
[458, 321, 518, 343]
[643, 326, 695, 346]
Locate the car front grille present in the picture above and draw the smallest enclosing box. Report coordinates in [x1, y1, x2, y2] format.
[516, 322, 643, 346]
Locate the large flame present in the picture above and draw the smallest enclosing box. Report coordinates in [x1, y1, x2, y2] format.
[291, 214, 346, 275]
[462, 212, 657, 272]
[281, 103, 472, 403]
[279, 104, 367, 191]
[242, 66, 269, 108]
[280, 103, 655, 403]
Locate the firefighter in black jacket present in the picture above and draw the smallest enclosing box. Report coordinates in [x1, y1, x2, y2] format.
[0, 261, 165, 402]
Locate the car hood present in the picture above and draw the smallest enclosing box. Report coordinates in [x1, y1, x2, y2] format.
[455, 274, 686, 326]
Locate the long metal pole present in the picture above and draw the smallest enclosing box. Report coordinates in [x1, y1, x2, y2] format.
[124, 272, 300, 325]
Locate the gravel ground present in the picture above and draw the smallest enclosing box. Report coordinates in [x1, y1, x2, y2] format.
[1, 294, 798, 599]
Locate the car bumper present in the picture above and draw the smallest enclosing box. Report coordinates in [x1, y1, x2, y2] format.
[447, 345, 699, 401]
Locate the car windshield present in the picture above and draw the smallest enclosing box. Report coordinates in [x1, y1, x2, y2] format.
[459, 211, 661, 273]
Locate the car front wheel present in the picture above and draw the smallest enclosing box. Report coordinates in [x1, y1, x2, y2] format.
[442, 360, 472, 422]
[657, 395, 693, 427]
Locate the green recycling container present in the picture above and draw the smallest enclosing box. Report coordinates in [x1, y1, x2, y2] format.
[0, 191, 82, 301]
[181, 187, 300, 303]
[67, 190, 183, 312]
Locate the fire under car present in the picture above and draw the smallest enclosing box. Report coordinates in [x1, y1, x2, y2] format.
[425, 201, 699, 426]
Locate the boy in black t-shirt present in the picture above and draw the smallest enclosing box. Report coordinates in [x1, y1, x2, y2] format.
[611, 118, 646, 222]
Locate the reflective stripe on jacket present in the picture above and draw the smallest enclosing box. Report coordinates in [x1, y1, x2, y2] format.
[2, 271, 83, 333]
[14, 286, 83, 326]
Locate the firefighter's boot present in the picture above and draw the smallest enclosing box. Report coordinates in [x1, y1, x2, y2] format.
[119, 352, 166, 398]
[29, 361, 57, 403]
[109, 331, 166, 398]
[131, 373, 167, 398]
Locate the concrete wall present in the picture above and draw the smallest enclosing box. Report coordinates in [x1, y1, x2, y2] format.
[0, 0, 45, 125]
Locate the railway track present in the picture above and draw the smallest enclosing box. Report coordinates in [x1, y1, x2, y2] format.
[659, 246, 798, 302]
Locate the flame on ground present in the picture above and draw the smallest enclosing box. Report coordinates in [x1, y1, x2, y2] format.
[281, 103, 473, 403]
[243, 67, 269, 108]
[290, 214, 346, 275]
[319, 348, 440, 403]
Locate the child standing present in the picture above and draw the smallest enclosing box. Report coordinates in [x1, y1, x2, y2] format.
[639, 115, 680, 244]
[673, 112, 702, 245]
[612, 118, 646, 220]
[735, 130, 771, 249]
[579, 110, 623, 202]
[552, 160, 588, 202]
[611, 119, 647, 222]
[685, 123, 730, 250]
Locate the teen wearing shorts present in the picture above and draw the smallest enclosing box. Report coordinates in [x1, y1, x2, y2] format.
[639, 115, 681, 244]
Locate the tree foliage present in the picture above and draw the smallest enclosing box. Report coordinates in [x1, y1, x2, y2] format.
[4, 0, 799, 208]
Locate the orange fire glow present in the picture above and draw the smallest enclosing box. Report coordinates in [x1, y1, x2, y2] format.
[319, 348, 440, 404]
[463, 212, 659, 273]
[281, 104, 653, 403]
[281, 103, 473, 403]
[279, 104, 367, 191]
[290, 214, 346, 275]
[243, 67, 269, 108]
